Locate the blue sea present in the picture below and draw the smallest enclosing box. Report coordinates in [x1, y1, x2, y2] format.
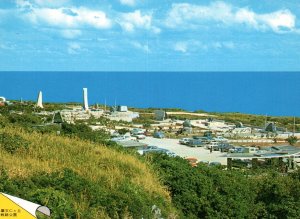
[1, 72, 299, 116]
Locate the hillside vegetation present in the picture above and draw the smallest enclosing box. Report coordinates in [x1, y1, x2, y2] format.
[1, 104, 300, 218]
[0, 126, 175, 218]
[150, 154, 300, 219]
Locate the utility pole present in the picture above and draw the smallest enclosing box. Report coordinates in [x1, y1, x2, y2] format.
[293, 117, 296, 136]
[264, 114, 267, 129]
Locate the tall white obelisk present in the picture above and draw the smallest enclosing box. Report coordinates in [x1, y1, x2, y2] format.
[36, 91, 44, 108]
[83, 88, 89, 111]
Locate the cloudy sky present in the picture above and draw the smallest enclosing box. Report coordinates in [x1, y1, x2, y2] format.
[0, 0, 300, 71]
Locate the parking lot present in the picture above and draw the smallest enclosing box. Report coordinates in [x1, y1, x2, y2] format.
[139, 137, 228, 165]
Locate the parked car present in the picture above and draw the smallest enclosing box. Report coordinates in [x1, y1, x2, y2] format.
[153, 131, 165, 138]
[111, 135, 136, 142]
[193, 136, 210, 143]
[138, 146, 168, 155]
[111, 131, 120, 137]
[243, 147, 259, 153]
[135, 134, 146, 139]
[131, 128, 145, 135]
[213, 136, 228, 142]
[229, 146, 245, 153]
[187, 138, 204, 147]
[206, 141, 220, 150]
[179, 138, 191, 145]
[218, 143, 234, 152]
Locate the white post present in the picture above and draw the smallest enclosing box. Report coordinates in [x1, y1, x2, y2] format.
[83, 88, 89, 111]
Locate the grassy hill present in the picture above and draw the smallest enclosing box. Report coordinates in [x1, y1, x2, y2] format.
[0, 126, 176, 218]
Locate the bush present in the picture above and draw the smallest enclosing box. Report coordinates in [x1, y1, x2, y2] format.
[117, 128, 129, 135]
[0, 116, 8, 128]
[61, 123, 110, 144]
[150, 153, 300, 219]
[0, 168, 171, 219]
[0, 133, 29, 154]
[286, 136, 298, 145]
[8, 113, 41, 125]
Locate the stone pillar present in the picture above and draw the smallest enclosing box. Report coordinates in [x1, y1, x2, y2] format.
[83, 88, 89, 111]
[36, 91, 43, 108]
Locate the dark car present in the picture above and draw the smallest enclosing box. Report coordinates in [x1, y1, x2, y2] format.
[153, 131, 165, 138]
[187, 138, 204, 147]
[218, 143, 234, 152]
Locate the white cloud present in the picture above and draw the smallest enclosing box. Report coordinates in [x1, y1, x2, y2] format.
[174, 41, 207, 53]
[174, 40, 235, 53]
[120, 0, 136, 7]
[258, 10, 295, 32]
[61, 29, 82, 39]
[119, 10, 160, 33]
[33, 0, 70, 7]
[165, 2, 296, 33]
[174, 42, 188, 53]
[131, 41, 150, 53]
[67, 42, 81, 54]
[20, 5, 112, 30]
[16, 0, 69, 8]
[16, 0, 33, 9]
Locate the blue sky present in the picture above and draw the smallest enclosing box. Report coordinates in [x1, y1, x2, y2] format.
[0, 0, 300, 71]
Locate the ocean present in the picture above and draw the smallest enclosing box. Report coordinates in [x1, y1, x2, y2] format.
[1, 71, 299, 116]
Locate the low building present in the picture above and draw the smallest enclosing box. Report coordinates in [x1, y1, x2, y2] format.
[154, 110, 166, 121]
[0, 97, 6, 106]
[107, 111, 139, 122]
[117, 105, 128, 112]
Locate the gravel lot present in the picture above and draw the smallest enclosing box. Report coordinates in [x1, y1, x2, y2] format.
[139, 137, 228, 165]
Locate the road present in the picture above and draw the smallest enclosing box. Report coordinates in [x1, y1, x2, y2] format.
[139, 137, 228, 165]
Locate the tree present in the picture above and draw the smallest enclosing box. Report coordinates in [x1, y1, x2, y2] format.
[117, 128, 129, 135]
[286, 136, 298, 145]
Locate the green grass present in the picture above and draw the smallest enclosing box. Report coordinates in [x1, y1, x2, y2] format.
[0, 126, 176, 218]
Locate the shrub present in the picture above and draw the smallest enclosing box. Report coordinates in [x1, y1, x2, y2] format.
[0, 116, 8, 128]
[0, 133, 29, 154]
[150, 153, 300, 219]
[61, 123, 110, 144]
[286, 136, 298, 145]
[0, 168, 172, 219]
[117, 128, 129, 135]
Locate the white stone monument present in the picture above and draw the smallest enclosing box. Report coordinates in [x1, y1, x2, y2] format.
[83, 88, 89, 111]
[36, 91, 43, 108]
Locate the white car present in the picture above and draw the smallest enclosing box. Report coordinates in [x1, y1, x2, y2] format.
[206, 141, 219, 150]
[111, 135, 136, 142]
[135, 134, 146, 139]
[179, 138, 191, 145]
[131, 128, 145, 135]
